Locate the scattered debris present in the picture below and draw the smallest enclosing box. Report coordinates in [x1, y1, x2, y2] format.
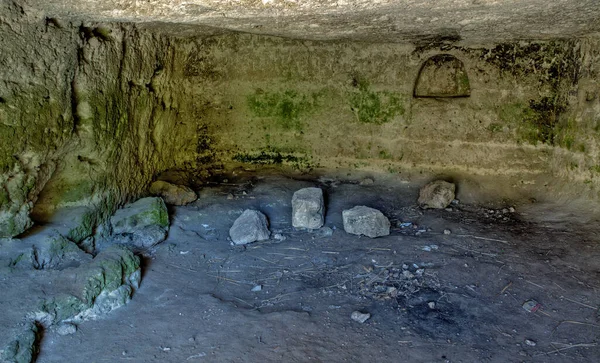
[418, 180, 456, 209]
[149, 180, 197, 206]
[422, 245, 439, 252]
[351, 311, 371, 323]
[292, 187, 325, 229]
[522, 299, 542, 313]
[229, 209, 270, 245]
[251, 285, 263, 292]
[358, 264, 438, 301]
[342, 206, 390, 238]
[273, 233, 286, 241]
[525, 339, 537, 347]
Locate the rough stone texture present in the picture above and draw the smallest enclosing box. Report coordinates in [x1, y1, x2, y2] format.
[32, 246, 141, 325]
[23, 0, 600, 43]
[55, 322, 77, 336]
[0, 4, 208, 239]
[0, 243, 140, 360]
[0, 323, 40, 363]
[292, 187, 325, 230]
[110, 197, 169, 248]
[351, 311, 371, 324]
[342, 206, 390, 238]
[418, 181, 456, 209]
[1, 1, 600, 240]
[31, 232, 91, 270]
[229, 210, 270, 245]
[149, 181, 197, 206]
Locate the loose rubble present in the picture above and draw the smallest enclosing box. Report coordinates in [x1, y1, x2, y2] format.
[342, 206, 390, 238]
[418, 180, 456, 209]
[149, 180, 197, 206]
[351, 311, 371, 323]
[229, 209, 270, 245]
[292, 187, 325, 229]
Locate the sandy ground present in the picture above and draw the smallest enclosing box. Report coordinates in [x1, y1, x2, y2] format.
[3, 173, 600, 362]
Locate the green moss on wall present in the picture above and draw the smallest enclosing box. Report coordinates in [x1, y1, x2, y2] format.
[247, 89, 323, 130]
[498, 96, 567, 145]
[232, 147, 312, 170]
[348, 78, 405, 124]
[480, 41, 580, 88]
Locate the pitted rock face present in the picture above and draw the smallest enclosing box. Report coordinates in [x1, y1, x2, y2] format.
[292, 187, 325, 230]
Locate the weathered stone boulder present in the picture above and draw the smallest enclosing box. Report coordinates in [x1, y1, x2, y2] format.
[110, 197, 169, 249]
[149, 181, 197, 206]
[292, 187, 325, 230]
[32, 246, 141, 326]
[418, 180, 456, 209]
[342, 206, 390, 238]
[229, 210, 270, 245]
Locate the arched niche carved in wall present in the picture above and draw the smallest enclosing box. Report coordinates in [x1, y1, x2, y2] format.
[414, 54, 470, 98]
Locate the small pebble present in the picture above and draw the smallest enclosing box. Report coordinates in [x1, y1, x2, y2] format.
[445, 207, 453, 212]
[427, 302, 436, 309]
[522, 299, 542, 313]
[351, 311, 371, 323]
[226, 193, 234, 200]
[509, 206, 515, 213]
[251, 285, 263, 292]
[443, 229, 451, 235]
[525, 339, 536, 347]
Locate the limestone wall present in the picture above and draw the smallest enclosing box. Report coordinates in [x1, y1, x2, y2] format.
[1, 2, 599, 237]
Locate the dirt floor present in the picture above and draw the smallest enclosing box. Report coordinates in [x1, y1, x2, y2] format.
[3, 172, 600, 362]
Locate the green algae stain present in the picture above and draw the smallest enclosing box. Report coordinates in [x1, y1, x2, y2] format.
[232, 147, 313, 170]
[498, 97, 567, 146]
[348, 78, 405, 125]
[247, 89, 323, 131]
